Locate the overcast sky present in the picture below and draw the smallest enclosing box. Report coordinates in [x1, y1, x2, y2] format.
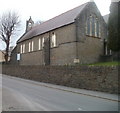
[0, 0, 111, 50]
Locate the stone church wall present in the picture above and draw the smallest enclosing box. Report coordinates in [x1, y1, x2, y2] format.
[75, 2, 107, 64]
[15, 24, 77, 65]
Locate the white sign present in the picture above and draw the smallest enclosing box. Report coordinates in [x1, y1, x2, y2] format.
[17, 54, 21, 61]
[74, 59, 80, 63]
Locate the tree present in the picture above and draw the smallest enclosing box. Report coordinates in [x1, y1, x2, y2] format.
[108, 2, 120, 52]
[0, 11, 20, 63]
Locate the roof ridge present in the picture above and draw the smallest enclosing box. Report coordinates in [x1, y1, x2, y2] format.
[31, 2, 89, 30]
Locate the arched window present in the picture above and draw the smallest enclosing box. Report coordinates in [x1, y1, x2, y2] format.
[42, 37, 45, 48]
[51, 32, 57, 47]
[38, 38, 41, 50]
[86, 17, 90, 35]
[20, 45, 23, 54]
[96, 19, 99, 37]
[92, 16, 95, 36]
[28, 42, 31, 52]
[31, 41, 34, 51]
[86, 15, 100, 38]
[23, 44, 25, 53]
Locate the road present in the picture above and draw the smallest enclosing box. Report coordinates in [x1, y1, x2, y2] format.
[1, 74, 118, 111]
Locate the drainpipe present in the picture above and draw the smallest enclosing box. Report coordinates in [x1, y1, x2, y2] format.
[49, 32, 51, 65]
[75, 19, 79, 64]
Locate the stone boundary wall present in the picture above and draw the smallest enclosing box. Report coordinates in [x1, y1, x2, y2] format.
[2, 65, 119, 94]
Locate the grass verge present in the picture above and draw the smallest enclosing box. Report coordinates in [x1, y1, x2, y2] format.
[88, 61, 120, 66]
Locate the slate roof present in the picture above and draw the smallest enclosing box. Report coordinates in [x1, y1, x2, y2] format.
[17, 2, 90, 43]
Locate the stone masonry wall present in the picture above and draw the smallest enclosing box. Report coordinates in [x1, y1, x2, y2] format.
[2, 65, 119, 94]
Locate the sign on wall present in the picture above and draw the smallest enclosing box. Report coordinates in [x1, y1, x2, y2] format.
[17, 54, 21, 61]
[74, 58, 80, 64]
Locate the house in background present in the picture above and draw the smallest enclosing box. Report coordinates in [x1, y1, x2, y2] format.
[11, 2, 107, 65]
[0, 50, 5, 63]
[0, 46, 14, 63]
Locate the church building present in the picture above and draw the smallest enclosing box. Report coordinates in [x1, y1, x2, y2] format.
[11, 2, 107, 65]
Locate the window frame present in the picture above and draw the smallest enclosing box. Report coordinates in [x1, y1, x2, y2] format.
[23, 44, 25, 53]
[31, 41, 34, 51]
[38, 38, 41, 50]
[51, 32, 57, 48]
[20, 45, 23, 54]
[20, 44, 25, 54]
[86, 14, 100, 38]
[28, 42, 31, 52]
[42, 37, 45, 48]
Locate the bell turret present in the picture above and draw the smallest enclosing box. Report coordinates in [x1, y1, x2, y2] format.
[26, 16, 34, 32]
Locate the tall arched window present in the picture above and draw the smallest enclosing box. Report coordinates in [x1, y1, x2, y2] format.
[96, 19, 99, 37]
[86, 17, 90, 35]
[92, 16, 95, 36]
[86, 15, 100, 38]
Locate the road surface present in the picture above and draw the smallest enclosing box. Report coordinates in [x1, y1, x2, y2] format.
[1, 74, 119, 111]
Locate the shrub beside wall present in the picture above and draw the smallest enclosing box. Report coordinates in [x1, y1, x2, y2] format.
[2, 65, 119, 94]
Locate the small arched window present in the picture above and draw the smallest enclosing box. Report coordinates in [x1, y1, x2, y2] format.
[31, 41, 34, 51]
[42, 37, 45, 48]
[23, 44, 25, 53]
[20, 45, 23, 54]
[86, 15, 100, 38]
[28, 42, 31, 52]
[38, 38, 41, 50]
[51, 32, 57, 48]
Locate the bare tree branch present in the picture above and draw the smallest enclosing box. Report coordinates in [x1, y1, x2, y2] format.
[0, 11, 20, 63]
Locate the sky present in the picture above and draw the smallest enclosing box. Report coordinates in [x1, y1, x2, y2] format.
[0, 0, 111, 50]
